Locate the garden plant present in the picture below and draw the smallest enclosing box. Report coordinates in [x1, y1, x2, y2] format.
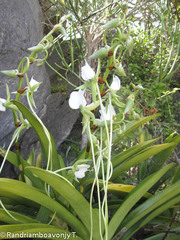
[0, 1, 180, 240]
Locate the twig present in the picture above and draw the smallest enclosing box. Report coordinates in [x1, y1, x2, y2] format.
[161, 211, 180, 240]
[144, 228, 180, 234]
[81, 1, 119, 22]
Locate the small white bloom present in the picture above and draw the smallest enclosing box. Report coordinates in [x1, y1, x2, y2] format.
[29, 76, 40, 92]
[0, 98, 6, 111]
[110, 75, 121, 91]
[99, 104, 116, 121]
[81, 62, 95, 81]
[74, 164, 90, 179]
[136, 84, 144, 90]
[69, 90, 87, 109]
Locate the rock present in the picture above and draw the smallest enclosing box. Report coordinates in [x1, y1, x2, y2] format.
[0, 0, 50, 149]
[0, 0, 81, 178]
[0, 0, 50, 177]
[19, 92, 80, 160]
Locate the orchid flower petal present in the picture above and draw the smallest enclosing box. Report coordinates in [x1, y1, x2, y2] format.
[74, 164, 90, 179]
[29, 77, 40, 92]
[81, 62, 95, 81]
[99, 104, 116, 121]
[69, 90, 87, 109]
[0, 98, 6, 111]
[110, 75, 121, 91]
[107, 104, 116, 120]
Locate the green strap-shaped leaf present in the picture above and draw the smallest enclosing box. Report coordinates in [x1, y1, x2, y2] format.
[12, 101, 62, 171]
[0, 178, 89, 239]
[26, 166, 101, 240]
[0, 223, 82, 240]
[111, 137, 162, 168]
[113, 114, 161, 145]
[149, 134, 180, 174]
[120, 180, 180, 232]
[0, 209, 38, 224]
[120, 195, 180, 240]
[107, 183, 152, 199]
[108, 163, 174, 240]
[111, 143, 175, 180]
[173, 165, 180, 183]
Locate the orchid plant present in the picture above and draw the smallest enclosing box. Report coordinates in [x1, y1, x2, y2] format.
[0, 13, 180, 240]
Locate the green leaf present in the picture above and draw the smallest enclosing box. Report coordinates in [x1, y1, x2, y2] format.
[26, 166, 101, 240]
[113, 114, 161, 145]
[12, 101, 63, 171]
[173, 165, 180, 183]
[111, 143, 175, 180]
[36, 206, 52, 224]
[107, 183, 152, 199]
[0, 209, 38, 224]
[120, 194, 180, 240]
[111, 137, 162, 168]
[120, 180, 180, 234]
[149, 134, 180, 174]
[0, 178, 89, 239]
[108, 163, 175, 240]
[0, 223, 82, 240]
[149, 167, 176, 194]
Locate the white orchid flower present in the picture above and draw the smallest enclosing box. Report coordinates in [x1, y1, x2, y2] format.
[29, 76, 40, 92]
[110, 75, 121, 91]
[11, 76, 40, 95]
[69, 90, 87, 109]
[0, 98, 6, 111]
[81, 62, 95, 81]
[74, 164, 90, 179]
[99, 104, 116, 121]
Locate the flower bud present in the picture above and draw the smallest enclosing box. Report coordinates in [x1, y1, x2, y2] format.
[89, 47, 109, 59]
[89, 134, 98, 146]
[59, 26, 67, 37]
[124, 95, 134, 114]
[126, 36, 134, 56]
[133, 111, 140, 120]
[115, 63, 126, 76]
[102, 18, 121, 30]
[1, 69, 18, 78]
[28, 44, 44, 52]
[53, 23, 62, 31]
